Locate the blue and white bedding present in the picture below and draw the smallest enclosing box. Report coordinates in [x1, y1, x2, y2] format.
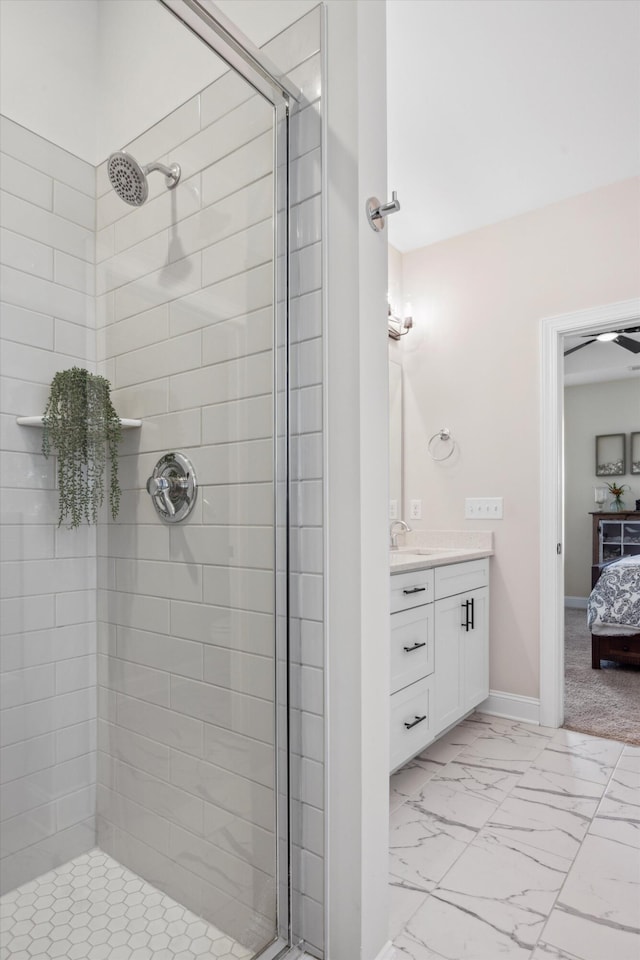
[588, 555, 640, 635]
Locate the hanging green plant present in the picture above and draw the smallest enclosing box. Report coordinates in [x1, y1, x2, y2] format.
[42, 367, 122, 528]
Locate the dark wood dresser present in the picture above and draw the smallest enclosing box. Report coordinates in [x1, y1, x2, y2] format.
[590, 511, 640, 588]
[590, 511, 640, 668]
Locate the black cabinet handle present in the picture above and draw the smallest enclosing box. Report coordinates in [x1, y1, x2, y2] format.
[470, 596, 475, 630]
[461, 600, 470, 631]
[404, 714, 427, 730]
[403, 586, 426, 595]
[403, 641, 426, 653]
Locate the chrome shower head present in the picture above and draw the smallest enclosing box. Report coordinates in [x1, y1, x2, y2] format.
[107, 151, 181, 207]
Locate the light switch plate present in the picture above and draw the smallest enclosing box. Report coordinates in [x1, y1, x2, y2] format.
[389, 499, 398, 520]
[409, 499, 422, 519]
[465, 497, 503, 519]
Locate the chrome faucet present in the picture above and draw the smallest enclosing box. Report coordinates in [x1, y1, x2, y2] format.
[390, 519, 411, 550]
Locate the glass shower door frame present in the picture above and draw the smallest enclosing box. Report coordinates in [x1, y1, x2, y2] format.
[158, 2, 296, 955]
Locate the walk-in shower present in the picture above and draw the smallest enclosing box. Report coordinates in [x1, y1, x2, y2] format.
[0, 0, 325, 958]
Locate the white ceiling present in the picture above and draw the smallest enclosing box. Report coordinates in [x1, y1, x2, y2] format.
[0, 0, 318, 165]
[387, 0, 640, 253]
[564, 328, 640, 386]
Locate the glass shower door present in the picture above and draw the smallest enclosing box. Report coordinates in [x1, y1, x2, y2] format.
[95, 5, 284, 956]
[0, 1, 290, 958]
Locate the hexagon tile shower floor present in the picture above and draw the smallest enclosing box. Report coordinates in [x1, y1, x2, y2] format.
[0, 849, 252, 960]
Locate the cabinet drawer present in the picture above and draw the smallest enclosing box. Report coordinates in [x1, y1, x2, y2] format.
[390, 568, 434, 612]
[390, 675, 435, 772]
[391, 605, 434, 694]
[435, 559, 489, 599]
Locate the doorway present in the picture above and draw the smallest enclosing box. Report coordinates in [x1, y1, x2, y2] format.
[539, 297, 640, 730]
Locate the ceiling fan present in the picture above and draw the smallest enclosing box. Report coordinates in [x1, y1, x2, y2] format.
[564, 325, 640, 357]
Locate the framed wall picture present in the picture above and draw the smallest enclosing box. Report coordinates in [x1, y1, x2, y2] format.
[631, 432, 640, 475]
[595, 433, 625, 476]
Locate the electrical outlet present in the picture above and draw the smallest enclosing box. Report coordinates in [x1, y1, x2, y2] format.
[389, 499, 398, 520]
[465, 497, 503, 519]
[409, 499, 422, 520]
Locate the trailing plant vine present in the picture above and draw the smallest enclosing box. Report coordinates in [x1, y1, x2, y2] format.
[42, 367, 122, 528]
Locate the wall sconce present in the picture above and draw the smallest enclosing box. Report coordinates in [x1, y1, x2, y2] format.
[388, 303, 413, 340]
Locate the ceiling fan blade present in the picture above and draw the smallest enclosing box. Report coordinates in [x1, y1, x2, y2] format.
[564, 340, 596, 357]
[580, 325, 640, 339]
[614, 335, 640, 353]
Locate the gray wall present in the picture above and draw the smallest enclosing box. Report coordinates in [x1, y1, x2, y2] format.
[564, 377, 640, 599]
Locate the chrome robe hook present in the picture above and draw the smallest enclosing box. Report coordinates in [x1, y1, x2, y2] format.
[366, 190, 401, 232]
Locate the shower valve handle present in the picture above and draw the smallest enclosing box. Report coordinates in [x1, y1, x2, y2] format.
[146, 475, 176, 517]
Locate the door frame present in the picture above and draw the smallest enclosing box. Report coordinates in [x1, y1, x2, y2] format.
[538, 297, 640, 728]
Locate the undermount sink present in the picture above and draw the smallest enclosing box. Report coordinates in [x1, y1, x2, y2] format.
[390, 552, 425, 564]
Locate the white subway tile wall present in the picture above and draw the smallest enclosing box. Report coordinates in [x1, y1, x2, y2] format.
[0, 119, 97, 893]
[0, 7, 324, 956]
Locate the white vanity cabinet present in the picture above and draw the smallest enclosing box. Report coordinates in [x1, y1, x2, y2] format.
[390, 557, 490, 773]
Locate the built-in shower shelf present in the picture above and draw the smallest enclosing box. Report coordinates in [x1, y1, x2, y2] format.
[16, 416, 142, 429]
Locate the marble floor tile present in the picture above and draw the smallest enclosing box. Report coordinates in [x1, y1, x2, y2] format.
[617, 744, 640, 774]
[393, 915, 453, 960]
[596, 765, 640, 823]
[462, 726, 550, 764]
[431, 754, 526, 805]
[589, 812, 640, 850]
[405, 779, 499, 833]
[388, 874, 430, 940]
[529, 941, 585, 959]
[541, 906, 640, 960]
[515, 764, 607, 803]
[389, 793, 477, 891]
[432, 722, 480, 750]
[534, 731, 624, 786]
[390, 756, 448, 811]
[390, 715, 639, 960]
[461, 713, 522, 736]
[484, 783, 600, 861]
[469, 714, 555, 742]
[395, 884, 543, 960]
[555, 833, 640, 931]
[389, 728, 481, 810]
[399, 828, 573, 959]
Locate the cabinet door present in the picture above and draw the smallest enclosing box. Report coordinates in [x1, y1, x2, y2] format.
[434, 594, 465, 733]
[463, 587, 489, 711]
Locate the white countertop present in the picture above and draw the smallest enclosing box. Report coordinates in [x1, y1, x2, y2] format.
[390, 546, 494, 574]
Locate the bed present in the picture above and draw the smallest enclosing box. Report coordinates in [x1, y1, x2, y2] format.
[588, 555, 640, 668]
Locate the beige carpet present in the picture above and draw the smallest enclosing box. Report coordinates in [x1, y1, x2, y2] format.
[564, 608, 640, 745]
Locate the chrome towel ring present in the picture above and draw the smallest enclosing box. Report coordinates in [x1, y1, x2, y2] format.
[428, 428, 457, 462]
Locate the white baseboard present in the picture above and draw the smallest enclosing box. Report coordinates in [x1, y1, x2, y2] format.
[565, 596, 588, 609]
[479, 690, 541, 725]
[372, 942, 396, 960]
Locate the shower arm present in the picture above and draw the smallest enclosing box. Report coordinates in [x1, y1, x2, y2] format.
[142, 160, 181, 187]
